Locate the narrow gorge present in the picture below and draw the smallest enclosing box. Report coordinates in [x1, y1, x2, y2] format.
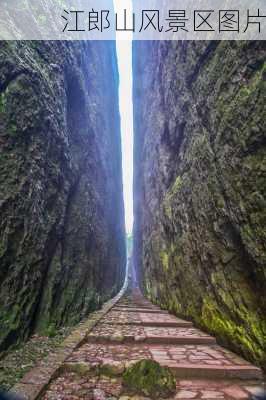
[0, 38, 265, 400]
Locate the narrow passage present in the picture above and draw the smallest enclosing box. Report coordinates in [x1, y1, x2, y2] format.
[35, 277, 264, 400]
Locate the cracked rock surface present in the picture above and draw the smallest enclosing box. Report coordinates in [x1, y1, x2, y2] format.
[0, 41, 126, 350]
[132, 41, 266, 369]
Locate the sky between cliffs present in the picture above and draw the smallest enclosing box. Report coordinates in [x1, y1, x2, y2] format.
[114, 0, 134, 234]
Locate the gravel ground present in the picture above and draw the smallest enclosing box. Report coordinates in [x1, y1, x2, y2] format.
[0, 327, 72, 391]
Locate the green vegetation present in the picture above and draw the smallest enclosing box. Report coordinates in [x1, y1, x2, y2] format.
[123, 359, 176, 398]
[202, 296, 266, 367]
[0, 327, 72, 390]
[160, 251, 169, 271]
[0, 92, 7, 113]
[163, 175, 182, 219]
[63, 362, 93, 377]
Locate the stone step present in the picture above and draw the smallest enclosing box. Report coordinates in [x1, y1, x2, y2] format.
[87, 333, 216, 345]
[145, 334, 216, 345]
[112, 307, 168, 314]
[105, 319, 193, 328]
[87, 322, 214, 345]
[101, 309, 194, 328]
[116, 306, 156, 310]
[160, 363, 263, 380]
[150, 345, 263, 380]
[137, 312, 193, 328]
[67, 343, 263, 381]
[117, 303, 155, 309]
[36, 288, 265, 400]
[175, 379, 266, 399]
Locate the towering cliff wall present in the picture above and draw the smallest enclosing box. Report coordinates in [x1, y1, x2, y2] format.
[0, 41, 126, 350]
[133, 41, 266, 368]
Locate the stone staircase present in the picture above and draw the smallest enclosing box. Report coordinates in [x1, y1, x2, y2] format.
[38, 287, 265, 399]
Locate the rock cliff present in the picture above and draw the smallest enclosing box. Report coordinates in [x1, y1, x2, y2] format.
[133, 41, 266, 368]
[0, 41, 126, 350]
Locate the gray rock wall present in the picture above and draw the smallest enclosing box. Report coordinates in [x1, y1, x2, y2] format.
[133, 41, 266, 368]
[0, 41, 126, 349]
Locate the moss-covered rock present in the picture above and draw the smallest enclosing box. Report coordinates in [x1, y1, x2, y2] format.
[122, 359, 176, 399]
[62, 362, 95, 377]
[0, 41, 126, 351]
[133, 41, 266, 369]
[101, 360, 125, 377]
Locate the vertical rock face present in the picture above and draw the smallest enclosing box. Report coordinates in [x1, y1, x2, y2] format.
[133, 41, 266, 368]
[0, 41, 126, 350]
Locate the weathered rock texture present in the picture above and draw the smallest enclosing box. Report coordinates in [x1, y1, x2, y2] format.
[0, 41, 126, 350]
[133, 41, 266, 368]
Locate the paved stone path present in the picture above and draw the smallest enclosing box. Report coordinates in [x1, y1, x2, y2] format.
[39, 288, 265, 400]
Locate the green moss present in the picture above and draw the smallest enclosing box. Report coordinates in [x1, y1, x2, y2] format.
[217, 60, 265, 146]
[0, 92, 7, 113]
[171, 176, 182, 194]
[216, 196, 226, 210]
[201, 297, 266, 368]
[0, 304, 22, 343]
[163, 175, 182, 219]
[100, 361, 125, 377]
[0, 326, 72, 390]
[9, 123, 17, 136]
[168, 296, 182, 314]
[46, 323, 57, 338]
[122, 359, 176, 399]
[63, 362, 93, 377]
[141, 43, 266, 373]
[160, 251, 169, 271]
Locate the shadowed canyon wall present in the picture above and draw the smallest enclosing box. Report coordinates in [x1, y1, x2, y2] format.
[0, 41, 126, 350]
[133, 41, 266, 368]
